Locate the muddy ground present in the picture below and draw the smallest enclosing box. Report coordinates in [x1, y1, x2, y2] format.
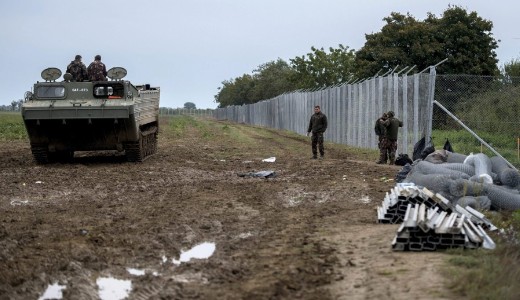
[0, 117, 455, 299]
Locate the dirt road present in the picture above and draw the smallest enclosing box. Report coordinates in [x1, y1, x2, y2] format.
[0, 117, 454, 299]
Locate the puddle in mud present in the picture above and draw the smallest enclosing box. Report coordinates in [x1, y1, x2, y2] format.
[10, 198, 29, 206]
[172, 242, 216, 265]
[126, 267, 159, 276]
[39, 277, 132, 300]
[127, 268, 145, 276]
[97, 277, 131, 300]
[38, 283, 65, 300]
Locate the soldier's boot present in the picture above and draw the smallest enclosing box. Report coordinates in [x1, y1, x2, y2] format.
[376, 151, 387, 164]
[389, 153, 396, 165]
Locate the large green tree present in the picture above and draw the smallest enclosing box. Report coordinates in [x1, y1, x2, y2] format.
[215, 45, 359, 107]
[502, 58, 520, 78]
[10, 100, 19, 111]
[184, 102, 196, 109]
[426, 6, 499, 75]
[251, 59, 298, 101]
[214, 59, 298, 107]
[355, 12, 439, 78]
[290, 44, 356, 88]
[499, 57, 520, 86]
[355, 6, 499, 78]
[214, 74, 255, 108]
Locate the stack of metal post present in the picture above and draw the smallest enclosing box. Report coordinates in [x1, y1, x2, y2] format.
[377, 184, 445, 224]
[377, 184, 497, 251]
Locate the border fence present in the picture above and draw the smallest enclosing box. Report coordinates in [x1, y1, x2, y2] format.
[160, 108, 214, 117]
[433, 74, 520, 169]
[214, 68, 436, 157]
[214, 68, 520, 168]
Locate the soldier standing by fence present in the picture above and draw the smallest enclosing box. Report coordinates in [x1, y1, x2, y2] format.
[307, 105, 328, 159]
[382, 111, 403, 165]
[375, 112, 388, 164]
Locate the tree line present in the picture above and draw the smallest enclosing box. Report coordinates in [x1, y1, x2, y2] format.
[0, 100, 23, 112]
[214, 6, 520, 108]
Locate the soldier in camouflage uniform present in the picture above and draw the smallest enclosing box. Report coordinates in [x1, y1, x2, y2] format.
[87, 55, 107, 81]
[66, 55, 88, 82]
[307, 105, 328, 159]
[381, 111, 403, 165]
[375, 112, 388, 164]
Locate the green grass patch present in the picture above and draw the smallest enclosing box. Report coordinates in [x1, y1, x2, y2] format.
[444, 245, 520, 300]
[444, 211, 520, 300]
[160, 115, 400, 162]
[323, 140, 379, 162]
[162, 115, 214, 138]
[166, 115, 198, 136]
[218, 123, 258, 145]
[432, 129, 520, 168]
[0, 112, 27, 141]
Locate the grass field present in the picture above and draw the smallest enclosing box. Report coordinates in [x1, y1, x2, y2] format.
[0, 112, 27, 141]
[444, 211, 520, 300]
[432, 129, 520, 168]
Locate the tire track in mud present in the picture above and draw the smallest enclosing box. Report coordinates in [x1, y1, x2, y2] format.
[223, 123, 308, 153]
[0, 118, 454, 299]
[240, 204, 340, 299]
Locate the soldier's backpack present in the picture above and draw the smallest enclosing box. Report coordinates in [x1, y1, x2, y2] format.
[395, 153, 413, 166]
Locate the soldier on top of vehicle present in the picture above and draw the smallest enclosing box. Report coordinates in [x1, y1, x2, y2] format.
[66, 54, 88, 82]
[87, 55, 107, 81]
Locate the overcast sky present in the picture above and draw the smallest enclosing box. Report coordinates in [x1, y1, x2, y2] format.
[1, 0, 519, 109]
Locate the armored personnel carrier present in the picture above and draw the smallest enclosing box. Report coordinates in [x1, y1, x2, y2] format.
[21, 67, 160, 163]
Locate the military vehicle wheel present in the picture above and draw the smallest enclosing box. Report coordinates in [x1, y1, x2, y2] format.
[124, 126, 157, 162]
[142, 127, 158, 157]
[125, 138, 143, 162]
[31, 145, 50, 164]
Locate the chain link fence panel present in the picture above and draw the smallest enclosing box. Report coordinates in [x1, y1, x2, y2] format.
[434, 74, 520, 168]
